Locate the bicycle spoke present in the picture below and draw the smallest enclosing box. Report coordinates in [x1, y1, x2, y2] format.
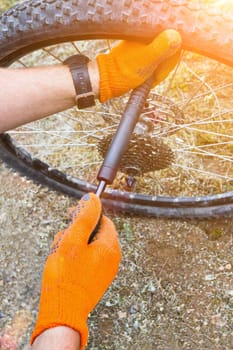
[7, 39, 233, 197]
[173, 163, 233, 181]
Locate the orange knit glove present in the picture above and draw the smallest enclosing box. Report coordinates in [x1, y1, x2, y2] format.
[31, 193, 121, 349]
[97, 29, 181, 102]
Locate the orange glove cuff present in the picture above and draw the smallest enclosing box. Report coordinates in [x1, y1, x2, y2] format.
[30, 288, 89, 349]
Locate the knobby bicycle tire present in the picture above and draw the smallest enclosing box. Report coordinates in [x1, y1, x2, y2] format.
[0, 0, 233, 218]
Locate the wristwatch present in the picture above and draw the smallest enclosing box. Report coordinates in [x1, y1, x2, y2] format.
[64, 54, 95, 109]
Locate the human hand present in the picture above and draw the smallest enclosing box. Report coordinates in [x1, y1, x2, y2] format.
[31, 193, 121, 350]
[97, 29, 181, 102]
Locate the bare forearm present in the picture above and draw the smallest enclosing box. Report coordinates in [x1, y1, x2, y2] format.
[31, 326, 81, 350]
[0, 60, 99, 132]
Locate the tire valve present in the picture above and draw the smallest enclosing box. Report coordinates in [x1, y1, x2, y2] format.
[96, 180, 107, 197]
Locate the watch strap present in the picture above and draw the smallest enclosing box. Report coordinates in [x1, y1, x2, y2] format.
[64, 54, 95, 109]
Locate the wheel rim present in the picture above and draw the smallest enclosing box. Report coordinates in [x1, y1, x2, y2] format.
[1, 38, 233, 207]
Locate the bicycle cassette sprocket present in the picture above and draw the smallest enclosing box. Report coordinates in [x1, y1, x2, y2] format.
[98, 133, 174, 177]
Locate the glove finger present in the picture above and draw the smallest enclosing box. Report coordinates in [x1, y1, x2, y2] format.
[65, 193, 102, 246]
[149, 29, 181, 63]
[116, 29, 181, 64]
[91, 215, 121, 262]
[152, 49, 182, 87]
[115, 30, 181, 79]
[136, 29, 181, 80]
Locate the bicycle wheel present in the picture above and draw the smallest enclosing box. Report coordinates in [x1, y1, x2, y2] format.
[0, 0, 233, 218]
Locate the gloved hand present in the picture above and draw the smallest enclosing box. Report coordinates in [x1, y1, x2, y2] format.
[97, 29, 181, 102]
[31, 193, 121, 349]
